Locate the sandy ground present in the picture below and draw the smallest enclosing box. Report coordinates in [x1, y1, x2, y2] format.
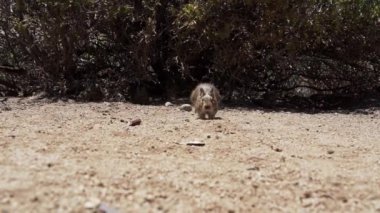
[0, 97, 380, 212]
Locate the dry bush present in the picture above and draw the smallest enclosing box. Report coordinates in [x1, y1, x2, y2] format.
[0, 0, 379, 108]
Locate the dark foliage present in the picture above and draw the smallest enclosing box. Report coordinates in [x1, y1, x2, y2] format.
[0, 0, 379, 108]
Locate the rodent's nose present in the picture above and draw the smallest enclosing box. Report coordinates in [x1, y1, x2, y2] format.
[204, 105, 211, 110]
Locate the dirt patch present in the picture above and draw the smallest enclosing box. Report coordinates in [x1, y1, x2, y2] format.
[1, 98, 380, 212]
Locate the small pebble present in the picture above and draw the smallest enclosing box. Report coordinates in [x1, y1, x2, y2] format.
[186, 140, 205, 146]
[2, 106, 12, 111]
[327, 150, 334, 154]
[145, 194, 155, 202]
[84, 197, 101, 209]
[165, 102, 174, 107]
[129, 119, 142, 126]
[247, 166, 260, 171]
[98, 203, 119, 213]
[272, 146, 282, 152]
[179, 104, 192, 112]
[30, 196, 39, 202]
[303, 191, 312, 199]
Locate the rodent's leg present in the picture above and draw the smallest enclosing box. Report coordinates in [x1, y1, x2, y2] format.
[208, 112, 215, 119]
[198, 112, 206, 119]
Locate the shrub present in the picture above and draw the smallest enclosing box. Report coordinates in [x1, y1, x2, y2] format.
[0, 0, 379, 107]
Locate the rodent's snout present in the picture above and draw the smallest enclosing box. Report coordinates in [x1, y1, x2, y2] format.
[201, 95, 213, 111]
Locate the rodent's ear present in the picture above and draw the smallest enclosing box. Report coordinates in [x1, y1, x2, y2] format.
[210, 87, 214, 94]
[199, 88, 205, 96]
[213, 88, 221, 102]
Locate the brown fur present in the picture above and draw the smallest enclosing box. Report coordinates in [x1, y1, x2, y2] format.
[190, 83, 221, 119]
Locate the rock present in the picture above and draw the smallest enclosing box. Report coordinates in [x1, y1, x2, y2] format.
[177, 138, 205, 146]
[186, 140, 205, 146]
[247, 166, 260, 171]
[179, 104, 192, 112]
[28, 91, 48, 101]
[271, 146, 282, 152]
[97, 182, 105, 187]
[0, 105, 11, 111]
[165, 102, 174, 107]
[1, 197, 10, 204]
[98, 203, 119, 213]
[30, 196, 39, 202]
[84, 197, 101, 209]
[303, 191, 312, 198]
[327, 150, 334, 154]
[144, 194, 155, 202]
[129, 119, 142, 126]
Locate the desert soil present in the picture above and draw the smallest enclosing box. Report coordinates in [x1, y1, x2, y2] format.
[0, 97, 380, 212]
